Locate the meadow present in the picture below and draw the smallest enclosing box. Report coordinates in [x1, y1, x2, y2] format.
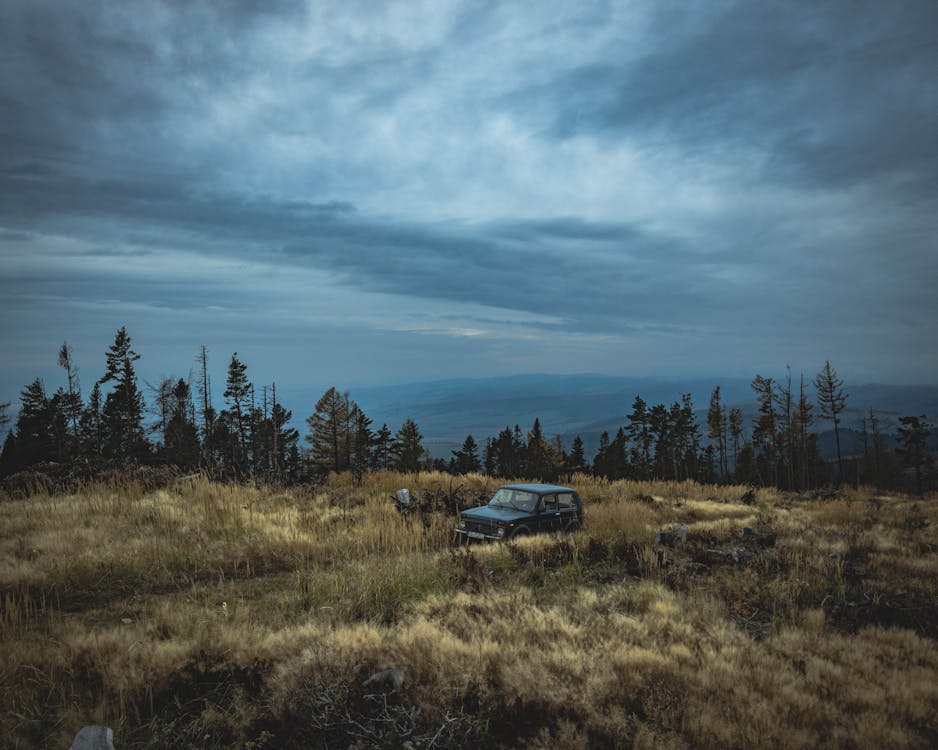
[1, 472, 936, 748]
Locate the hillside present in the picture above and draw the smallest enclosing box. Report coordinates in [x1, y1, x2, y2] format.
[2, 473, 936, 748]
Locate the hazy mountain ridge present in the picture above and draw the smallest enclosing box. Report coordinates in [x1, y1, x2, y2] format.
[279, 375, 938, 460]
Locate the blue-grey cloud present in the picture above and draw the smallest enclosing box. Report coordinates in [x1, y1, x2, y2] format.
[1, 0, 936, 401]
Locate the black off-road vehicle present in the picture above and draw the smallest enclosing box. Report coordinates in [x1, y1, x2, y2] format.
[455, 483, 583, 541]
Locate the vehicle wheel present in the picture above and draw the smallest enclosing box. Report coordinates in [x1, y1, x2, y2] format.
[511, 528, 530, 539]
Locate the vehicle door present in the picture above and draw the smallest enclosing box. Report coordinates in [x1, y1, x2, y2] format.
[539, 493, 563, 532]
[556, 492, 579, 530]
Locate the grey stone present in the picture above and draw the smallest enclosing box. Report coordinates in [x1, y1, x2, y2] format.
[69, 726, 115, 750]
[363, 667, 406, 692]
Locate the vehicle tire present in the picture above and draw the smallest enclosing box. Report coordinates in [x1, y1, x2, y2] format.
[511, 527, 530, 539]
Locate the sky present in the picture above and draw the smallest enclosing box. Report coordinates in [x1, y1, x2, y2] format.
[1, 0, 937, 404]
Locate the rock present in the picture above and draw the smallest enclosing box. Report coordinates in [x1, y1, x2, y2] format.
[363, 667, 405, 692]
[69, 726, 115, 750]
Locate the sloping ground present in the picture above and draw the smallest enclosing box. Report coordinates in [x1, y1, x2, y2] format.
[1, 473, 936, 748]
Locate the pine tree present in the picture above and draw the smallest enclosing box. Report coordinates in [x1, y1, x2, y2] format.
[392, 418, 424, 473]
[526, 418, 551, 480]
[566, 435, 587, 475]
[99, 327, 146, 463]
[814, 360, 847, 485]
[163, 379, 200, 470]
[57, 341, 82, 456]
[774, 366, 795, 490]
[728, 407, 743, 480]
[795, 374, 815, 490]
[707, 386, 728, 482]
[223, 353, 252, 473]
[896, 415, 932, 494]
[270, 400, 299, 479]
[649, 403, 674, 480]
[626, 395, 652, 479]
[373, 423, 393, 470]
[608, 427, 629, 479]
[451, 435, 481, 474]
[12, 379, 56, 468]
[350, 405, 374, 481]
[305, 387, 354, 474]
[78, 382, 105, 467]
[483, 437, 497, 475]
[751, 375, 777, 486]
[593, 431, 611, 478]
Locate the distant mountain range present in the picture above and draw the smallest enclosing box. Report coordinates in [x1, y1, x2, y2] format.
[279, 375, 938, 460]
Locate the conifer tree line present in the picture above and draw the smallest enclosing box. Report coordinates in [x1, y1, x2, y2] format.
[0, 330, 934, 491]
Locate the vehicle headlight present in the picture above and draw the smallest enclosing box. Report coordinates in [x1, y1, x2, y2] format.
[459, 520, 466, 529]
[497, 527, 506, 537]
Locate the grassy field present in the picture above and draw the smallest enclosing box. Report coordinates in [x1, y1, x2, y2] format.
[1, 472, 937, 748]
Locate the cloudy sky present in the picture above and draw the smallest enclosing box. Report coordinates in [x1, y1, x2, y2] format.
[1, 0, 936, 401]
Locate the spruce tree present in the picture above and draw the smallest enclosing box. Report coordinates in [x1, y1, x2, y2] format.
[373, 423, 393, 470]
[751, 375, 777, 486]
[270, 401, 299, 478]
[13, 379, 56, 468]
[593, 431, 611, 478]
[392, 419, 424, 473]
[99, 327, 146, 463]
[814, 360, 847, 485]
[163, 379, 200, 470]
[483, 437, 497, 475]
[728, 407, 743, 480]
[350, 405, 374, 481]
[451, 434, 481, 474]
[566, 435, 587, 475]
[626, 395, 652, 478]
[305, 387, 353, 474]
[526, 418, 551, 480]
[896, 415, 932, 494]
[223, 353, 252, 473]
[707, 386, 728, 482]
[795, 374, 815, 490]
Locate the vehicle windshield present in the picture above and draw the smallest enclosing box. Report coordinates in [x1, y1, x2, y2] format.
[488, 488, 538, 512]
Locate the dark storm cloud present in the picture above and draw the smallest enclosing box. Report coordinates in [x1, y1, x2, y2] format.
[541, 0, 938, 194]
[0, 159, 715, 330]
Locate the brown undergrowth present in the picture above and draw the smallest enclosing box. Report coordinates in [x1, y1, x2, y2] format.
[1, 472, 936, 748]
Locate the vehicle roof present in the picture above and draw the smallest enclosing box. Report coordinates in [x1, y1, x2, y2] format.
[499, 483, 576, 494]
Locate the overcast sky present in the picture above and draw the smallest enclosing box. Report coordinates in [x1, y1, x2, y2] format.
[2, 0, 936, 402]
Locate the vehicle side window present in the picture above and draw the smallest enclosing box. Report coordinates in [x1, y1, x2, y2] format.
[541, 494, 558, 511]
[557, 493, 574, 509]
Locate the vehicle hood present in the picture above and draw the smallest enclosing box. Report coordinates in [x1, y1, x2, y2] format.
[460, 504, 531, 523]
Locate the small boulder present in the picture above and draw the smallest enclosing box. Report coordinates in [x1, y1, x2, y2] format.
[69, 726, 115, 750]
[363, 667, 405, 692]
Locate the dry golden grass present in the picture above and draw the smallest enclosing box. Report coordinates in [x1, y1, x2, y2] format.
[1, 472, 936, 748]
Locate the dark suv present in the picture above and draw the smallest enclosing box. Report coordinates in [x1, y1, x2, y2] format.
[455, 483, 583, 541]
